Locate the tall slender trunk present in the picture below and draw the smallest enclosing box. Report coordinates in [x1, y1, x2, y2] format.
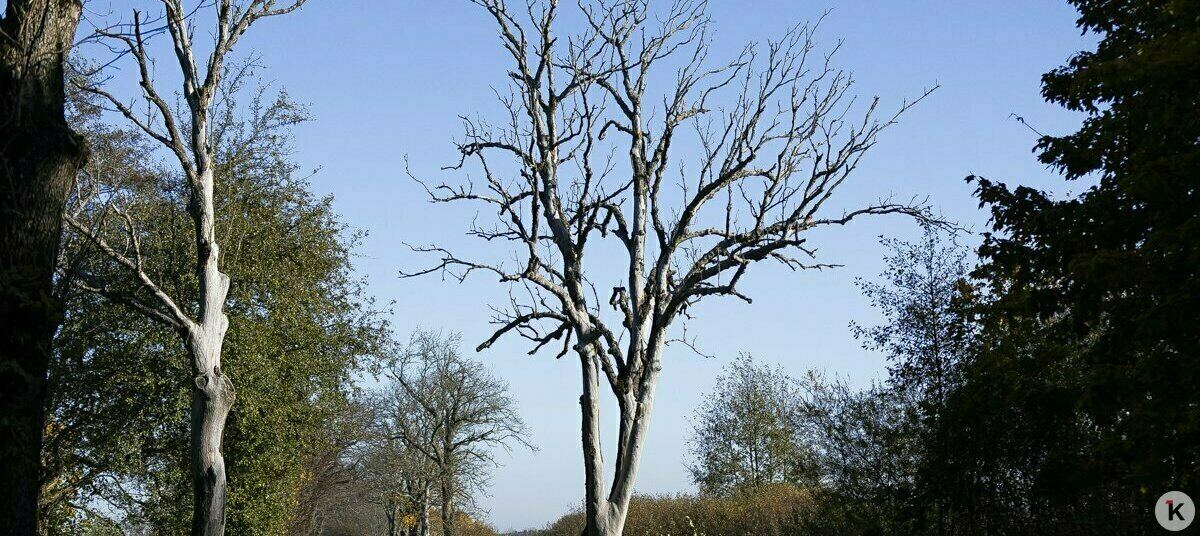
[0, 1, 84, 533]
[188, 165, 234, 536]
[418, 481, 431, 536]
[579, 347, 611, 536]
[439, 477, 454, 536]
[387, 496, 400, 536]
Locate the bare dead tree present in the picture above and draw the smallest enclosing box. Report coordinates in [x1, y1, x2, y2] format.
[61, 2, 308, 534]
[289, 399, 376, 536]
[386, 331, 532, 536]
[404, 1, 934, 534]
[368, 390, 437, 536]
[0, 1, 85, 532]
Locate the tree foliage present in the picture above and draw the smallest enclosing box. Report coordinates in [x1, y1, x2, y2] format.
[688, 354, 817, 496]
[686, 227, 975, 534]
[852, 224, 973, 403]
[45, 85, 384, 534]
[954, 0, 1200, 530]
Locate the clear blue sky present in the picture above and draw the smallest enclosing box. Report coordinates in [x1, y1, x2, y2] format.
[81, 1, 1092, 531]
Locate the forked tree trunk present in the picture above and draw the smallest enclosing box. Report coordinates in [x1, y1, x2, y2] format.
[0, 1, 84, 533]
[578, 341, 662, 536]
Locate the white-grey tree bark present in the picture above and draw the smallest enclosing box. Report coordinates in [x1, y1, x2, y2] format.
[63, 2, 308, 534]
[409, 2, 935, 534]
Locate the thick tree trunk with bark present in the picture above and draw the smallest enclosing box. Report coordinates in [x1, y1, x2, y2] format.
[0, 1, 84, 533]
[188, 335, 234, 536]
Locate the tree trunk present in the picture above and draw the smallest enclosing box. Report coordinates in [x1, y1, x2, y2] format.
[418, 482, 431, 536]
[579, 347, 613, 536]
[608, 393, 653, 530]
[387, 496, 400, 536]
[0, 1, 84, 534]
[579, 340, 661, 536]
[189, 334, 235, 536]
[440, 477, 454, 536]
[187, 150, 234, 535]
[188, 185, 234, 535]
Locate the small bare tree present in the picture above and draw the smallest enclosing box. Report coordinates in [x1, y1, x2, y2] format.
[364, 389, 438, 536]
[406, 1, 932, 534]
[387, 331, 531, 536]
[63, 2, 308, 534]
[289, 399, 377, 536]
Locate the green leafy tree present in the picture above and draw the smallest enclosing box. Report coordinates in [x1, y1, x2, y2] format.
[45, 85, 385, 535]
[798, 375, 921, 536]
[688, 354, 818, 496]
[852, 224, 973, 407]
[957, 0, 1200, 530]
[851, 224, 974, 534]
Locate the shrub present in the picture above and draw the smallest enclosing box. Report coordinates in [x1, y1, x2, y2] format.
[541, 483, 815, 536]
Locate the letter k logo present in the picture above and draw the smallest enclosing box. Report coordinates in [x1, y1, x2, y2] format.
[1167, 499, 1186, 521]
[1157, 491, 1195, 531]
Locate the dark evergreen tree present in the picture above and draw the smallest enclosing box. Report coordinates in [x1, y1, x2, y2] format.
[957, 0, 1199, 531]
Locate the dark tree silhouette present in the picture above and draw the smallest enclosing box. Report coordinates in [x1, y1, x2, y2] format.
[0, 1, 84, 532]
[957, 0, 1200, 530]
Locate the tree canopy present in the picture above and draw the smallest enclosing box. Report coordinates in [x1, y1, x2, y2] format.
[45, 85, 386, 534]
[965, 0, 1199, 521]
[688, 354, 817, 496]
